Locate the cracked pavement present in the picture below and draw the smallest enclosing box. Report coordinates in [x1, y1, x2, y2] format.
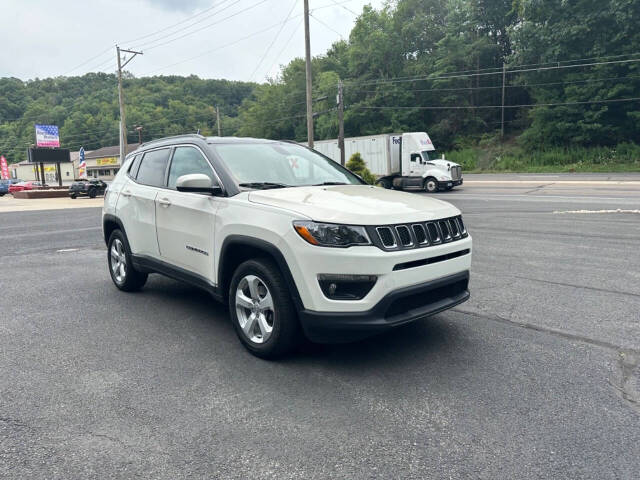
[1, 175, 639, 479]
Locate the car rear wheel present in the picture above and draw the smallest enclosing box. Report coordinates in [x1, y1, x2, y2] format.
[70, 194, 77, 199]
[88, 188, 97, 198]
[107, 229, 147, 292]
[229, 258, 300, 359]
[423, 177, 438, 193]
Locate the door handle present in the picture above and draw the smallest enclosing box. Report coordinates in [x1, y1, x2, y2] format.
[121, 190, 132, 197]
[158, 198, 172, 207]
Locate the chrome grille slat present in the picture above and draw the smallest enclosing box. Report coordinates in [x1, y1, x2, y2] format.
[373, 216, 467, 250]
[395, 225, 413, 247]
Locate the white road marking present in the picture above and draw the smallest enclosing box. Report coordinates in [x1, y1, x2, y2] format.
[56, 248, 79, 252]
[553, 209, 640, 214]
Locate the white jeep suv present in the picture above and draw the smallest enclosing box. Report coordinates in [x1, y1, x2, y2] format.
[102, 134, 472, 358]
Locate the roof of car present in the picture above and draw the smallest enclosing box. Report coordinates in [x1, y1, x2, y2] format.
[205, 136, 283, 145]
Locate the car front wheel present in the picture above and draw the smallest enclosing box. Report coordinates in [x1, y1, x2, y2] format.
[229, 258, 300, 358]
[107, 229, 147, 292]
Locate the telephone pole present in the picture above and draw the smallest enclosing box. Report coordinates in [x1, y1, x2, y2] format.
[501, 62, 506, 139]
[116, 46, 143, 162]
[337, 80, 345, 166]
[303, 0, 314, 148]
[216, 105, 222, 136]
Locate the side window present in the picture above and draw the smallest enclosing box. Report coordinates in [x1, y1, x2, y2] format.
[127, 154, 142, 178]
[136, 149, 171, 187]
[410, 153, 421, 163]
[167, 147, 215, 189]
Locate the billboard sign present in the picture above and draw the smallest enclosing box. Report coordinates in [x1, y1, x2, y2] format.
[0, 155, 9, 179]
[35, 124, 60, 147]
[27, 147, 70, 163]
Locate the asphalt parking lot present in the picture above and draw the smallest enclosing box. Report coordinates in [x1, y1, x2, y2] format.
[1, 174, 639, 479]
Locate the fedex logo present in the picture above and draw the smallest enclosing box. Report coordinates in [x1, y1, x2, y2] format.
[392, 137, 401, 144]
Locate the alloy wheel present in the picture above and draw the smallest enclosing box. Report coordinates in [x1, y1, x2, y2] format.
[235, 275, 274, 344]
[110, 238, 127, 283]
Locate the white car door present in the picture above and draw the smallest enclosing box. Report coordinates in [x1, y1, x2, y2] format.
[116, 148, 171, 257]
[155, 145, 219, 281]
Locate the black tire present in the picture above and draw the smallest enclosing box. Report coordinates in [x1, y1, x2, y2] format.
[423, 177, 438, 193]
[70, 194, 77, 199]
[378, 178, 392, 189]
[107, 229, 147, 292]
[88, 188, 97, 198]
[228, 258, 300, 359]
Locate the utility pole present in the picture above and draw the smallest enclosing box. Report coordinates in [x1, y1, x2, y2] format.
[337, 80, 345, 166]
[216, 105, 222, 136]
[303, 0, 314, 148]
[501, 62, 506, 139]
[116, 46, 143, 162]
[135, 125, 143, 144]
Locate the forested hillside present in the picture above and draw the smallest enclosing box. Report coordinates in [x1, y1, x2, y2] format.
[237, 0, 640, 156]
[0, 74, 255, 162]
[1, 0, 639, 169]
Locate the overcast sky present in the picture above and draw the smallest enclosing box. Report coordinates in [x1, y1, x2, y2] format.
[1, 0, 386, 82]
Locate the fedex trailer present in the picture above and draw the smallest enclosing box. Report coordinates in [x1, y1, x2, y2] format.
[309, 132, 463, 192]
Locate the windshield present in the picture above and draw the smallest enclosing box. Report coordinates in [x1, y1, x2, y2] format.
[211, 142, 365, 187]
[421, 150, 439, 162]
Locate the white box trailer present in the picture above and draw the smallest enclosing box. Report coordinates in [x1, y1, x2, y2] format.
[308, 132, 463, 192]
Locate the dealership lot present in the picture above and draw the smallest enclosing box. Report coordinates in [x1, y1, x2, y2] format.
[1, 175, 639, 479]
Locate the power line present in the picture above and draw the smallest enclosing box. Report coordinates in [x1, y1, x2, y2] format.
[140, 16, 299, 75]
[249, 0, 299, 81]
[265, 17, 304, 79]
[122, 0, 234, 46]
[345, 56, 640, 86]
[344, 51, 640, 85]
[309, 12, 344, 40]
[349, 74, 640, 95]
[142, 0, 269, 52]
[59, 45, 114, 76]
[350, 97, 640, 110]
[327, 0, 358, 16]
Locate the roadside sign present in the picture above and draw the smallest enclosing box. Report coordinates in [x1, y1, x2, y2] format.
[0, 155, 9, 179]
[35, 124, 60, 147]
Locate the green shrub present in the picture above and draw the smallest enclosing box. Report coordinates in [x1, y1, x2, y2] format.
[346, 152, 377, 184]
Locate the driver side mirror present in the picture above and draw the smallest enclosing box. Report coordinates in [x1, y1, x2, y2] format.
[176, 174, 223, 196]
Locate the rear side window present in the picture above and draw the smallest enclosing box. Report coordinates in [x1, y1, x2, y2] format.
[136, 149, 171, 187]
[127, 154, 142, 178]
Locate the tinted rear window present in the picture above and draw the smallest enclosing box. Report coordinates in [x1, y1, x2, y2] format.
[135, 149, 170, 187]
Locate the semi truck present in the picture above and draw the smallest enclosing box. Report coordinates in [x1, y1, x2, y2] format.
[308, 132, 463, 192]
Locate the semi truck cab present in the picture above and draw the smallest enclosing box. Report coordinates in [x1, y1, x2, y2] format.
[381, 132, 463, 193]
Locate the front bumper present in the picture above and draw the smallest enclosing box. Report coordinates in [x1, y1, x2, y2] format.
[299, 270, 470, 343]
[439, 178, 463, 189]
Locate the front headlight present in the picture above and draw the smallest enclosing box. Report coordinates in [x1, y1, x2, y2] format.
[293, 221, 371, 247]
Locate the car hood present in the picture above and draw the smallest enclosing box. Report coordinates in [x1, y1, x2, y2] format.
[248, 185, 459, 225]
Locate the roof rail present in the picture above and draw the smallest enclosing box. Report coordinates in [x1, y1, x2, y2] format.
[139, 133, 205, 149]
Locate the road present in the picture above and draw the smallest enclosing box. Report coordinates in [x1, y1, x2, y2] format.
[1, 177, 639, 479]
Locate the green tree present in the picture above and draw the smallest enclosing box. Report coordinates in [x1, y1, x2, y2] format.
[346, 152, 377, 184]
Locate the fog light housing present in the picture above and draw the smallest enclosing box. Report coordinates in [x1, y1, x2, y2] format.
[318, 274, 377, 300]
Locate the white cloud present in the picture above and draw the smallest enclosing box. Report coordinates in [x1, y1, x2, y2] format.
[1, 0, 385, 82]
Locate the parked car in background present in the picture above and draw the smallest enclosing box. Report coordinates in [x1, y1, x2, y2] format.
[8, 181, 44, 193]
[69, 179, 107, 199]
[0, 179, 22, 196]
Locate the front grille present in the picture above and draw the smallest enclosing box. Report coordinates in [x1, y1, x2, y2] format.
[369, 215, 468, 251]
[451, 166, 462, 180]
[395, 226, 413, 247]
[376, 227, 396, 248]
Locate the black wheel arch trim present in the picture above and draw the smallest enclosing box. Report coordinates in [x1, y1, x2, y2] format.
[219, 235, 304, 311]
